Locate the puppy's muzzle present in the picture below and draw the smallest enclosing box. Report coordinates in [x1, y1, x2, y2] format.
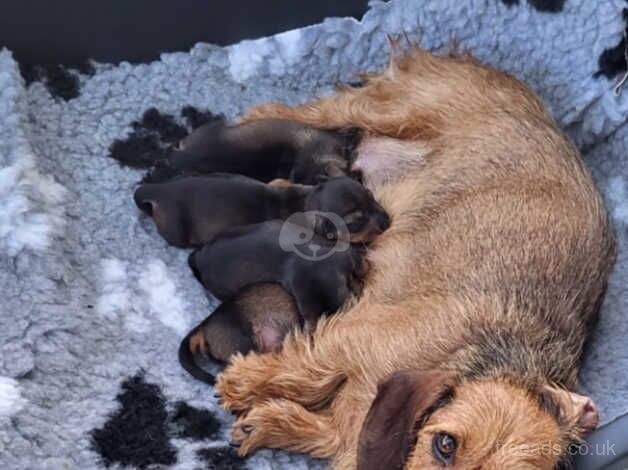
[350, 213, 391, 244]
[374, 211, 391, 233]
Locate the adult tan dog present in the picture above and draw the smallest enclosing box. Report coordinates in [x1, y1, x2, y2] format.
[215, 46, 616, 469]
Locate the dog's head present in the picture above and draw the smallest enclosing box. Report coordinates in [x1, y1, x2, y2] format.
[358, 371, 598, 470]
[304, 177, 390, 244]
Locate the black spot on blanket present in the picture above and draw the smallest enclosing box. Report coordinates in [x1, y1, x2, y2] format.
[90, 374, 177, 468]
[109, 107, 217, 171]
[140, 158, 184, 184]
[19, 61, 95, 101]
[135, 108, 188, 143]
[181, 106, 224, 130]
[109, 133, 166, 169]
[196, 447, 246, 470]
[169, 401, 222, 440]
[110, 106, 225, 182]
[108, 108, 185, 169]
[595, 9, 628, 80]
[527, 0, 566, 12]
[500, 0, 566, 11]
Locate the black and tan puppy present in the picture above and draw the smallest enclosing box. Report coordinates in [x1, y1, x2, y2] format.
[150, 118, 360, 184]
[188, 220, 366, 324]
[134, 174, 389, 248]
[178, 283, 300, 385]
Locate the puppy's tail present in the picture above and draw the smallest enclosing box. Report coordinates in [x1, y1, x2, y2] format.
[178, 328, 216, 385]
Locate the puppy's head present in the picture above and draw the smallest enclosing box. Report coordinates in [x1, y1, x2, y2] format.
[290, 155, 348, 185]
[134, 183, 190, 247]
[290, 127, 362, 184]
[304, 177, 390, 244]
[358, 371, 598, 470]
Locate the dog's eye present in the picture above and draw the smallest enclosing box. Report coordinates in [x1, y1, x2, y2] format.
[432, 432, 457, 466]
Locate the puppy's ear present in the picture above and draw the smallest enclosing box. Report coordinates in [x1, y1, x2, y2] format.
[357, 370, 455, 470]
[538, 386, 599, 436]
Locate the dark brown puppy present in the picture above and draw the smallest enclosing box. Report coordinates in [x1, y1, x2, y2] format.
[158, 118, 360, 184]
[178, 283, 300, 385]
[134, 174, 389, 248]
[188, 220, 366, 324]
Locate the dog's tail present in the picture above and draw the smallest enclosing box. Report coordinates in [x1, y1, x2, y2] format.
[178, 327, 216, 385]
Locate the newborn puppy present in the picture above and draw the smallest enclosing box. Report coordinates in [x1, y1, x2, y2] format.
[134, 174, 389, 248]
[178, 283, 300, 385]
[188, 220, 366, 324]
[151, 118, 360, 184]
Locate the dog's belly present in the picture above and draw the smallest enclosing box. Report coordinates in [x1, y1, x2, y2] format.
[352, 136, 429, 188]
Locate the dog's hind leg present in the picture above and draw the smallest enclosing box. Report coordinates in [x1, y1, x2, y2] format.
[238, 47, 448, 139]
[230, 399, 340, 458]
[238, 47, 543, 144]
[216, 303, 417, 415]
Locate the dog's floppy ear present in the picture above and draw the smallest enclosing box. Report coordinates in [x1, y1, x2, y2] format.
[357, 369, 455, 470]
[538, 385, 599, 436]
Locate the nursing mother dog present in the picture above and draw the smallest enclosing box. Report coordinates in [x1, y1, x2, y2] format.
[214, 46, 616, 469]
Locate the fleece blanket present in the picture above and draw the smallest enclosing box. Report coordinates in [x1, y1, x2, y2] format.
[1, 1, 627, 468]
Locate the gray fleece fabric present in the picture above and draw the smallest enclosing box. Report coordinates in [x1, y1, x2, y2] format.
[0, 0, 627, 469]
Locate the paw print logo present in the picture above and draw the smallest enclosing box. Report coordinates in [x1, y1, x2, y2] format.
[279, 211, 350, 261]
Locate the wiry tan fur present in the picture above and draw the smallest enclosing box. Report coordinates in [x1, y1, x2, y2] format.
[218, 46, 616, 469]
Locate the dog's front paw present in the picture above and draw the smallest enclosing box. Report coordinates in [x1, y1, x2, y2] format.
[230, 412, 262, 456]
[229, 400, 300, 455]
[229, 399, 340, 458]
[215, 353, 270, 413]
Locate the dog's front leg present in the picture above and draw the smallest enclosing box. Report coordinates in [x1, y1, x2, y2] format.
[215, 332, 347, 413]
[216, 302, 430, 414]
